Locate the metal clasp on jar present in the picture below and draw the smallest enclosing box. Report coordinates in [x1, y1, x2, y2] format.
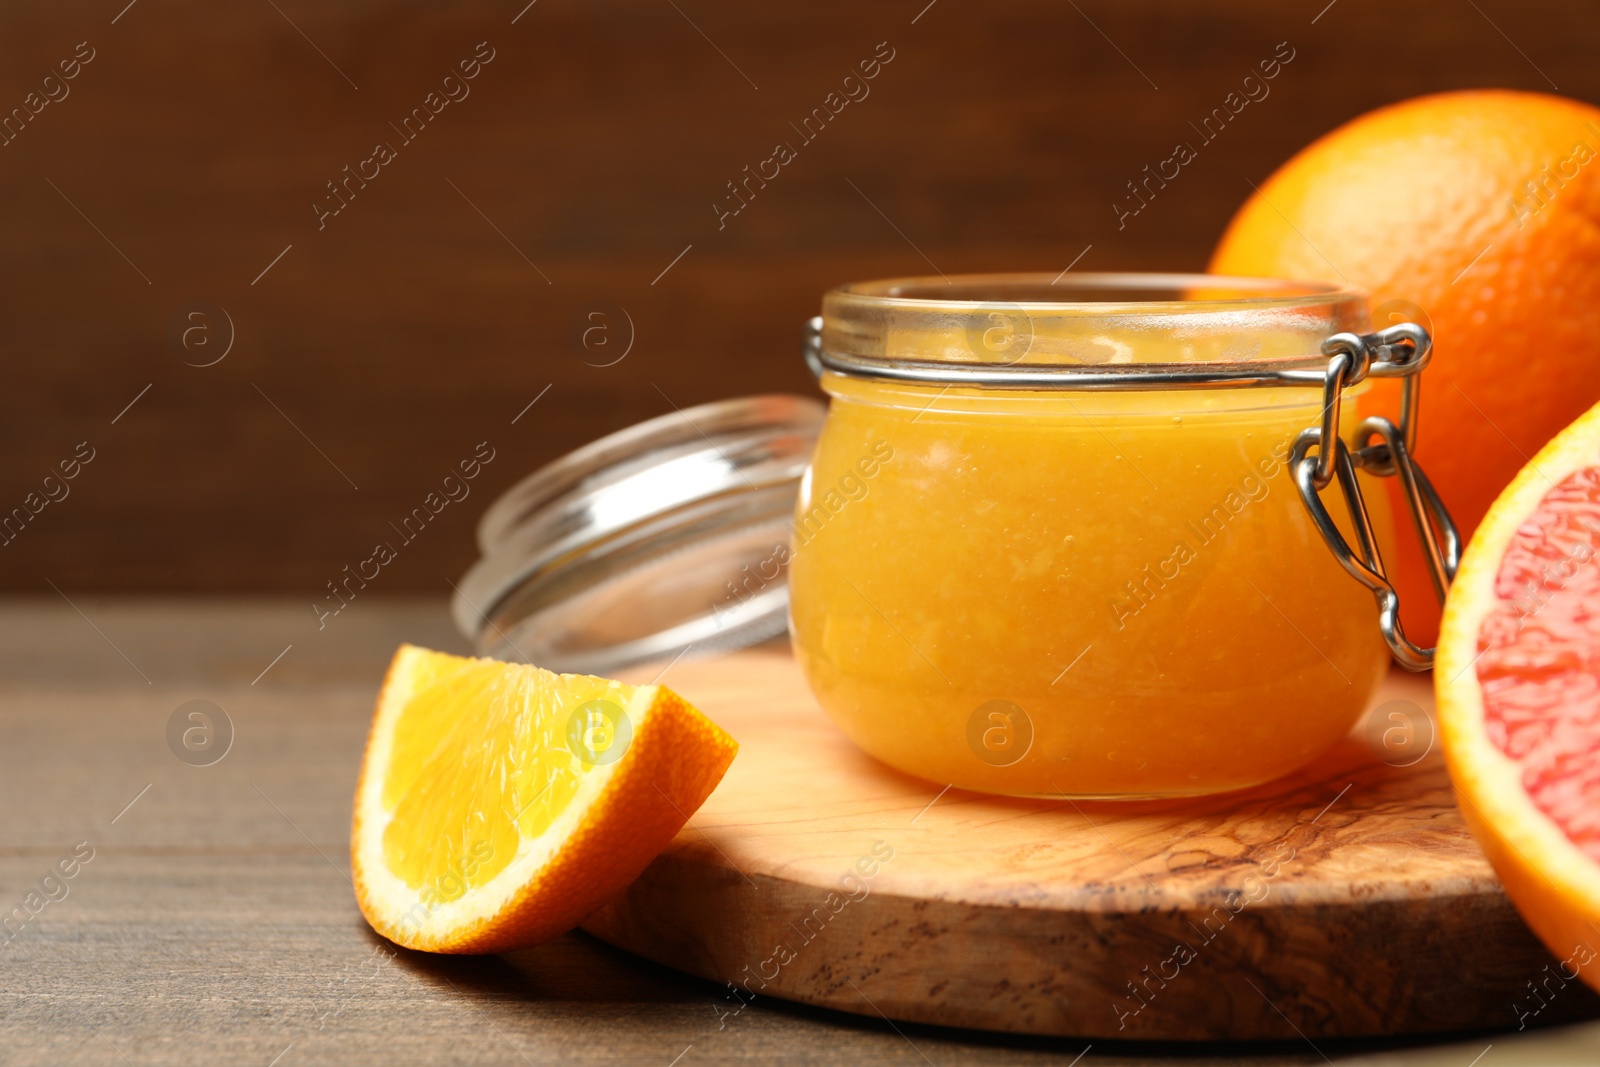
[1288, 324, 1461, 671]
[805, 314, 1463, 671]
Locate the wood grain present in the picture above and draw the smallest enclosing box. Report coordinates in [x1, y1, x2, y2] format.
[3, 599, 1600, 1063]
[2, 1, 1598, 592]
[590, 649, 1600, 1041]
[0, 598, 1341, 1065]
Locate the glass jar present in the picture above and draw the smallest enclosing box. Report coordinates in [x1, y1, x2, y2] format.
[788, 273, 1405, 799]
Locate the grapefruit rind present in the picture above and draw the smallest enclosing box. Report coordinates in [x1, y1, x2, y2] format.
[351, 644, 738, 954]
[1437, 405, 1600, 981]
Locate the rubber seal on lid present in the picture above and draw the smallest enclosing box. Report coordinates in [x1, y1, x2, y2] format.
[453, 394, 823, 675]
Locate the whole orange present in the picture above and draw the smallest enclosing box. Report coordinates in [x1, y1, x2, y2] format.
[1210, 89, 1600, 649]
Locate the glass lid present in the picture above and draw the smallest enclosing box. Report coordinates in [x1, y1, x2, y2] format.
[452, 394, 823, 675]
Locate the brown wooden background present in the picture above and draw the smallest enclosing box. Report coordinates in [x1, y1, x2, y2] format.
[2, 0, 1595, 595]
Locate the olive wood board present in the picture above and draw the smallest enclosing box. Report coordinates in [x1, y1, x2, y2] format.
[588, 649, 1600, 1041]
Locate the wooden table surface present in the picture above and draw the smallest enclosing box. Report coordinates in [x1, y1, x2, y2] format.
[3, 598, 1597, 1066]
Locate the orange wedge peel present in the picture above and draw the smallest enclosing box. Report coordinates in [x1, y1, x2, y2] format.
[352, 644, 737, 953]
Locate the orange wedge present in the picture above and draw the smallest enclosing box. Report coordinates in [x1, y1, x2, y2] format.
[351, 644, 737, 953]
[1438, 403, 1600, 994]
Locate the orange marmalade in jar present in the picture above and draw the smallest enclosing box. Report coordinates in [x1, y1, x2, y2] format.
[788, 274, 1451, 799]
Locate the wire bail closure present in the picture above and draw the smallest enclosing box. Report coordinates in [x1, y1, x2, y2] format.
[1289, 324, 1460, 670]
[804, 317, 1462, 671]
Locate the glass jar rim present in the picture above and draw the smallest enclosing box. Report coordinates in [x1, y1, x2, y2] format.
[828, 271, 1367, 314]
[811, 271, 1372, 390]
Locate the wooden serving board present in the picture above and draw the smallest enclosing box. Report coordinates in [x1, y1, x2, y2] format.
[588, 649, 1600, 1041]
